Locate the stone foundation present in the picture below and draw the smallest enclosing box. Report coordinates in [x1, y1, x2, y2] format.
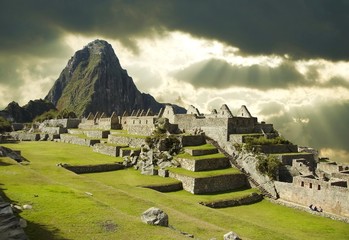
[60, 135, 100, 146]
[200, 192, 263, 208]
[184, 148, 218, 156]
[176, 157, 230, 172]
[93, 143, 127, 157]
[169, 171, 247, 194]
[108, 135, 146, 147]
[10, 132, 40, 141]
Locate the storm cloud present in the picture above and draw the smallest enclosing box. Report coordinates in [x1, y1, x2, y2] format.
[1, 1, 349, 60]
[174, 59, 310, 90]
[268, 101, 349, 157]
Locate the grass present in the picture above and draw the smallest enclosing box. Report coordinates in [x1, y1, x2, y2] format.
[175, 152, 225, 160]
[1, 141, 349, 240]
[169, 167, 241, 178]
[184, 144, 216, 150]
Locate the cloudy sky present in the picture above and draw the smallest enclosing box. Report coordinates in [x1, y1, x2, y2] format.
[1, 0, 349, 162]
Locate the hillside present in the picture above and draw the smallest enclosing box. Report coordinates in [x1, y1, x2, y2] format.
[45, 39, 184, 117]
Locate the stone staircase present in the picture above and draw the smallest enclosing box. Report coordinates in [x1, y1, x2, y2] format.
[169, 143, 248, 194]
[206, 136, 278, 199]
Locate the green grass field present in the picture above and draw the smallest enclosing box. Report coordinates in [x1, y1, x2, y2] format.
[1, 141, 348, 240]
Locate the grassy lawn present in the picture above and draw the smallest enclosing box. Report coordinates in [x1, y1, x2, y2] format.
[1, 141, 349, 240]
[184, 144, 216, 150]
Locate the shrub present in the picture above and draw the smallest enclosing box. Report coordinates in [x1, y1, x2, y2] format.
[256, 155, 282, 180]
[34, 109, 58, 122]
[0, 116, 11, 132]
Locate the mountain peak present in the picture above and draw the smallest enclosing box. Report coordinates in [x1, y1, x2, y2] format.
[45, 40, 180, 117]
[85, 39, 113, 55]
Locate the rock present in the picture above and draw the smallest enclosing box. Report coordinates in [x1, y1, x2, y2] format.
[141, 207, 169, 227]
[22, 204, 32, 210]
[85, 192, 93, 196]
[224, 231, 241, 240]
[19, 218, 27, 228]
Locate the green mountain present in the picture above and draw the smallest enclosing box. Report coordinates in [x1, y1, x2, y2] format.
[0, 99, 56, 123]
[45, 39, 182, 117]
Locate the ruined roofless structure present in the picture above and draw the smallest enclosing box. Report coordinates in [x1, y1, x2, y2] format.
[77, 104, 275, 141]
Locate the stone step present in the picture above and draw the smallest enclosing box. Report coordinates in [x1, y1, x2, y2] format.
[184, 145, 218, 156]
[93, 143, 128, 157]
[176, 153, 230, 172]
[168, 168, 247, 194]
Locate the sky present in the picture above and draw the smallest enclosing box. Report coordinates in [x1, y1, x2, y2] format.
[1, 0, 349, 162]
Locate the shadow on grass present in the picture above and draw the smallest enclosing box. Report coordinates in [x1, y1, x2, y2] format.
[0, 160, 14, 166]
[25, 221, 69, 240]
[198, 186, 256, 196]
[0, 185, 68, 240]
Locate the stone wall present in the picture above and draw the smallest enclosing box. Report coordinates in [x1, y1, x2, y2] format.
[176, 157, 230, 172]
[85, 130, 110, 139]
[257, 144, 298, 154]
[10, 132, 40, 141]
[93, 143, 126, 157]
[180, 135, 206, 147]
[184, 148, 218, 156]
[276, 153, 315, 166]
[229, 148, 279, 198]
[169, 171, 247, 194]
[59, 135, 100, 146]
[229, 134, 263, 144]
[63, 163, 124, 174]
[123, 116, 156, 135]
[40, 127, 67, 134]
[318, 162, 349, 174]
[275, 178, 349, 217]
[200, 192, 263, 208]
[44, 118, 81, 128]
[108, 135, 146, 147]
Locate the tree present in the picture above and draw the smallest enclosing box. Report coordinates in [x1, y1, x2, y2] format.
[0, 116, 11, 132]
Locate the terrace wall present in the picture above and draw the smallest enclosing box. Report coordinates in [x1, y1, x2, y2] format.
[169, 172, 247, 194]
[275, 177, 349, 217]
[176, 157, 230, 172]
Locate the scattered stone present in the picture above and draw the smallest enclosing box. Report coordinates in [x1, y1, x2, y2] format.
[224, 231, 241, 240]
[22, 204, 32, 210]
[12, 204, 23, 211]
[85, 192, 93, 196]
[141, 207, 169, 227]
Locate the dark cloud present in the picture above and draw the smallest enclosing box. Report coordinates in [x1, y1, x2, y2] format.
[1, 1, 349, 60]
[173, 58, 310, 90]
[268, 101, 349, 156]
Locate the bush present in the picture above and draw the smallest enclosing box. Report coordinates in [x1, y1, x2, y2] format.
[34, 109, 58, 122]
[245, 136, 292, 146]
[256, 155, 282, 180]
[0, 116, 11, 132]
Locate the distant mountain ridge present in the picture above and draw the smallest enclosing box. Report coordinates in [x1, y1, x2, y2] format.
[0, 100, 56, 123]
[45, 39, 184, 117]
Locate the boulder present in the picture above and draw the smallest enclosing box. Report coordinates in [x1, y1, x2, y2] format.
[141, 207, 168, 227]
[224, 231, 241, 240]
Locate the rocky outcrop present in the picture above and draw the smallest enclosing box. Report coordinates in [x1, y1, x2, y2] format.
[141, 207, 168, 227]
[45, 39, 184, 117]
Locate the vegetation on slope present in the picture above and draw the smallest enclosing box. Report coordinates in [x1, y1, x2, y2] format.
[0, 141, 348, 240]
